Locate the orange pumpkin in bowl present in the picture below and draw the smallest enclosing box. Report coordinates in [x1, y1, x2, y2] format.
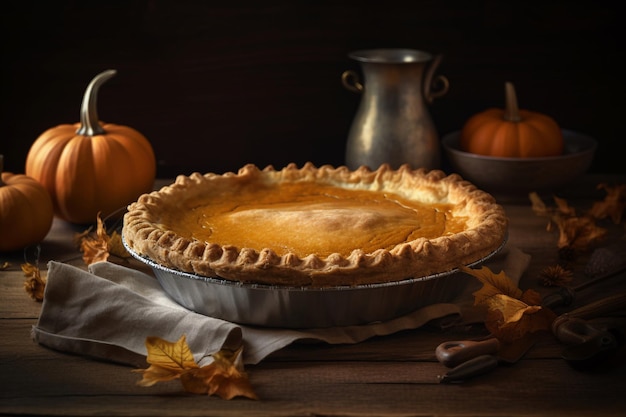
[460, 82, 564, 158]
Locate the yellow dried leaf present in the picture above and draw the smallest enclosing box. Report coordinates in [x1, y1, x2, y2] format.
[146, 335, 198, 372]
[529, 191, 548, 216]
[181, 348, 258, 400]
[487, 294, 542, 324]
[520, 288, 543, 306]
[554, 215, 607, 250]
[77, 213, 129, 265]
[460, 265, 522, 304]
[22, 262, 46, 301]
[108, 230, 131, 259]
[80, 238, 110, 265]
[73, 227, 93, 248]
[529, 192, 607, 250]
[553, 195, 576, 217]
[78, 214, 110, 265]
[134, 335, 257, 400]
[461, 265, 555, 343]
[588, 183, 626, 224]
[136, 365, 180, 386]
[1, 261, 10, 270]
[134, 335, 198, 387]
[485, 305, 555, 343]
[529, 191, 576, 219]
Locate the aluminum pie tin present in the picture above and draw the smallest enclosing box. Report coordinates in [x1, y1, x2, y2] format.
[123, 236, 506, 329]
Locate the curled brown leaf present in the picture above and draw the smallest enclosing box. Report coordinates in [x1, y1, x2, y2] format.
[77, 213, 130, 266]
[460, 265, 556, 342]
[588, 183, 626, 224]
[22, 262, 46, 301]
[134, 335, 257, 400]
[529, 192, 607, 251]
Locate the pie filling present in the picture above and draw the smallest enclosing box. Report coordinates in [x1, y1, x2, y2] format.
[159, 181, 468, 258]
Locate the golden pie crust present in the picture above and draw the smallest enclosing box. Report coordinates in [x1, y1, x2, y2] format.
[122, 163, 508, 287]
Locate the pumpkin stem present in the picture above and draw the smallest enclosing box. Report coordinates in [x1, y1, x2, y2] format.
[76, 69, 117, 136]
[503, 81, 521, 122]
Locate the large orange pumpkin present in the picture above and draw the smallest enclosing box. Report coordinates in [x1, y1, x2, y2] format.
[0, 155, 54, 252]
[25, 70, 156, 224]
[460, 82, 564, 158]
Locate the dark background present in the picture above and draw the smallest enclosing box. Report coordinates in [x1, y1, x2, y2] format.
[1, 0, 624, 178]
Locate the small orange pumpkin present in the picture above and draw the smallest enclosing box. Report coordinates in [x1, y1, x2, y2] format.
[0, 155, 54, 252]
[460, 82, 564, 158]
[25, 70, 156, 224]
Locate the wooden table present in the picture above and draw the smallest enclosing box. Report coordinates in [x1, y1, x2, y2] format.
[2, 175, 626, 416]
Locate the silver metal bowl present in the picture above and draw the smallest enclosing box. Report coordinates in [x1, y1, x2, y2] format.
[123, 237, 506, 329]
[442, 129, 597, 202]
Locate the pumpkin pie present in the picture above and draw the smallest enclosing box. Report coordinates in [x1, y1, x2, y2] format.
[122, 163, 508, 287]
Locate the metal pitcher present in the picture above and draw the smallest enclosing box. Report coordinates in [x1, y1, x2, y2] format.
[342, 48, 449, 170]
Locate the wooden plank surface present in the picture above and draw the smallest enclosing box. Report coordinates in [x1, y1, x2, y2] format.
[1, 175, 626, 416]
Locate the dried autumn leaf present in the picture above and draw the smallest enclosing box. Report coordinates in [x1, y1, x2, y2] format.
[528, 191, 548, 216]
[488, 293, 542, 323]
[485, 303, 556, 343]
[108, 230, 131, 259]
[459, 265, 522, 304]
[22, 262, 46, 301]
[554, 214, 607, 250]
[134, 335, 257, 400]
[553, 195, 576, 217]
[77, 214, 110, 265]
[529, 192, 559, 234]
[145, 334, 198, 372]
[135, 335, 198, 387]
[460, 265, 555, 342]
[529, 192, 607, 250]
[529, 192, 575, 218]
[588, 183, 626, 224]
[73, 227, 93, 248]
[77, 213, 130, 265]
[519, 288, 543, 307]
[180, 348, 258, 400]
[1, 261, 10, 270]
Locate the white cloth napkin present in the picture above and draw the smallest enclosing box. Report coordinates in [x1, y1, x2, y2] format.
[32, 245, 530, 367]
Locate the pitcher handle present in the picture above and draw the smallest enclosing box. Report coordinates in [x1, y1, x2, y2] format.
[341, 70, 363, 93]
[424, 55, 450, 104]
[428, 75, 450, 103]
